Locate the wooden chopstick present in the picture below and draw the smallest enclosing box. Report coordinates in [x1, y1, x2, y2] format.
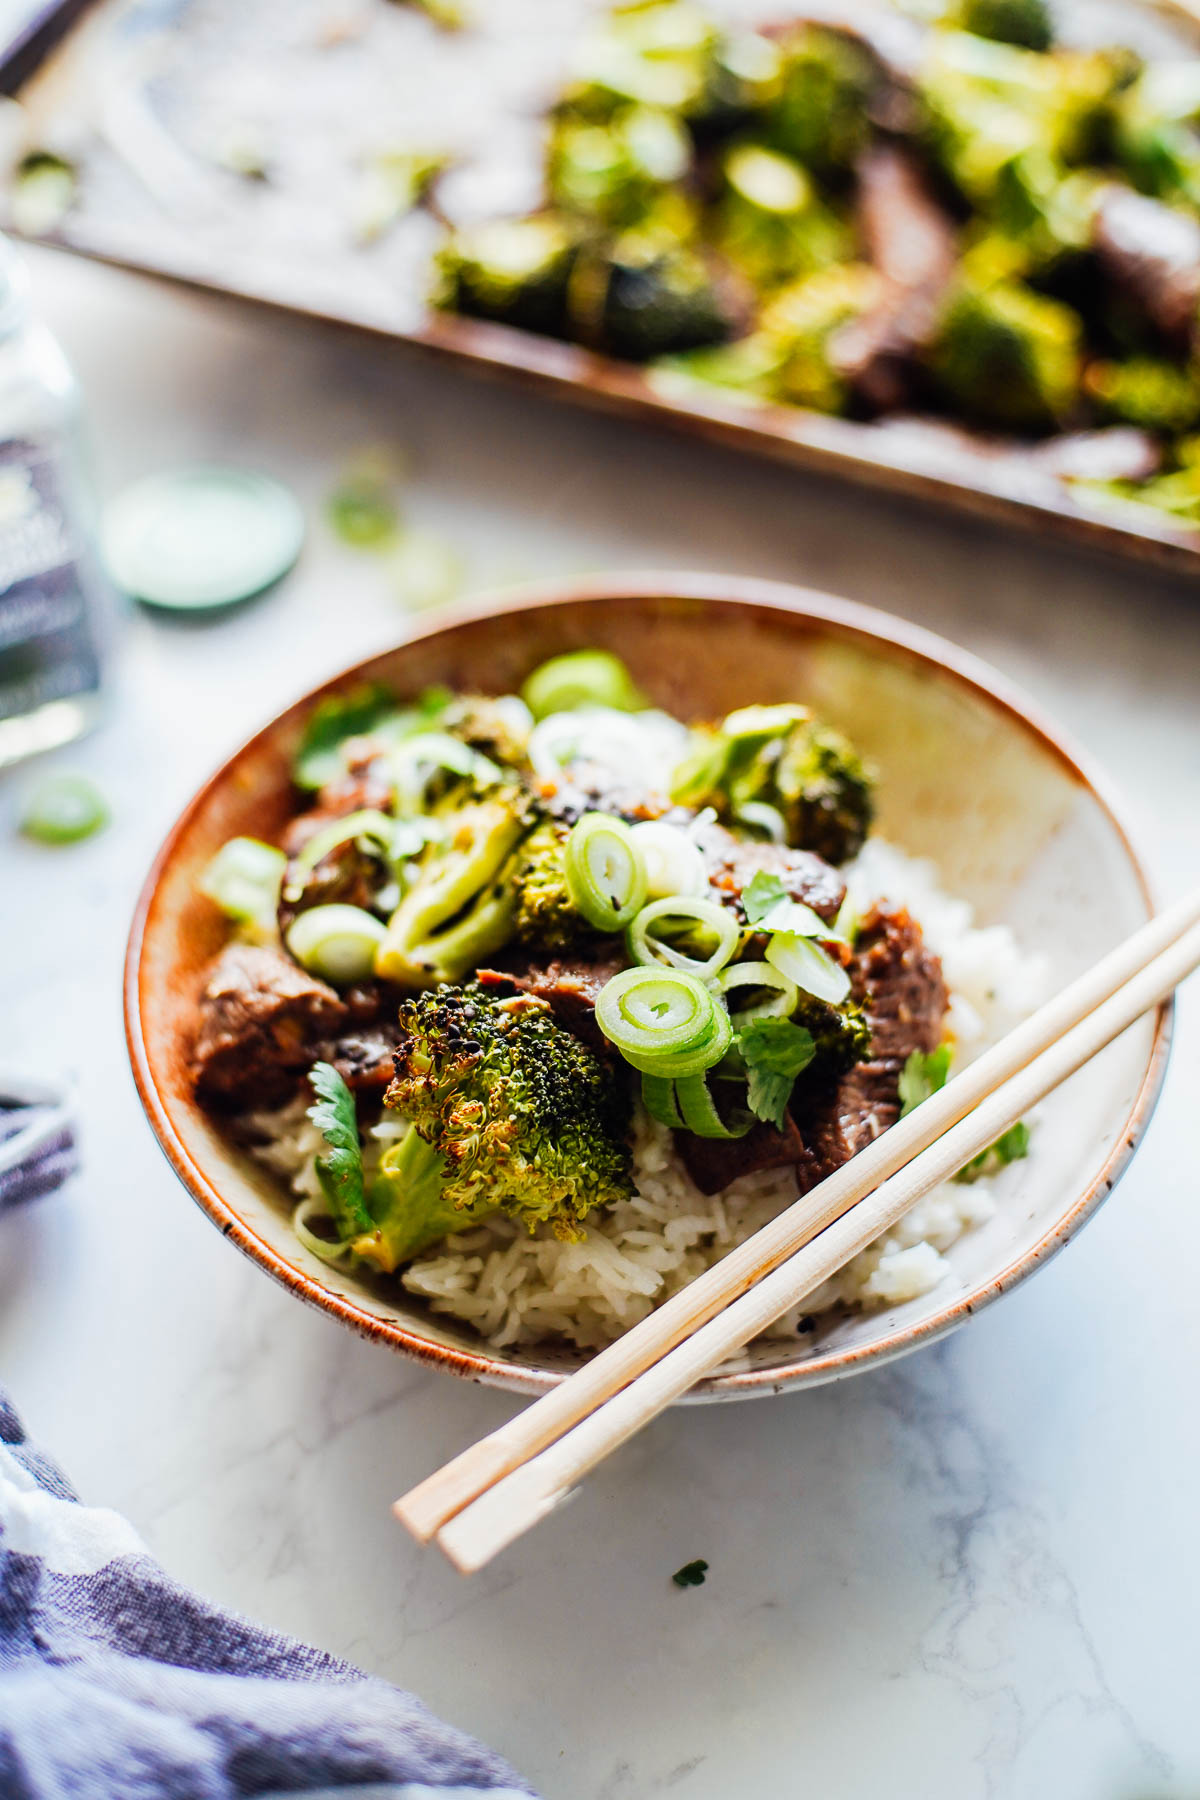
[432, 909, 1197, 1573]
[395, 887, 1198, 1550]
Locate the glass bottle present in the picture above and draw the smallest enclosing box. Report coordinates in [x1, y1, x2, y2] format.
[0, 235, 110, 768]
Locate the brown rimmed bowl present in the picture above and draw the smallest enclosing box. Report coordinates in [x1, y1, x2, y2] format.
[124, 574, 1171, 1401]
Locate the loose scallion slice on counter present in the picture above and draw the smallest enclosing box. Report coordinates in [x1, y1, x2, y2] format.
[627, 895, 740, 979]
[199, 836, 286, 933]
[564, 812, 648, 932]
[286, 904, 387, 984]
[19, 774, 109, 845]
[520, 649, 645, 721]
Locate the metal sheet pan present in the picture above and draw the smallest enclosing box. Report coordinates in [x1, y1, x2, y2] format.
[4, 0, 1200, 575]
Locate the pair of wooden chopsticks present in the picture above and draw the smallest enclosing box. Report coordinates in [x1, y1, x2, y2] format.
[396, 888, 1198, 1573]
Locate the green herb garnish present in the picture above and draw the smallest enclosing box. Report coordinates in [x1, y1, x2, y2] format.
[898, 1044, 953, 1117]
[672, 1559, 709, 1588]
[307, 1062, 374, 1239]
[737, 1017, 816, 1129]
[955, 1119, 1031, 1184]
[742, 870, 787, 924]
[292, 684, 399, 789]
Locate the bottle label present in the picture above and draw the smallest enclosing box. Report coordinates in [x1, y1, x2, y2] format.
[0, 443, 103, 723]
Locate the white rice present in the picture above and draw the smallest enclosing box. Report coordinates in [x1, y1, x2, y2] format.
[245, 839, 1046, 1353]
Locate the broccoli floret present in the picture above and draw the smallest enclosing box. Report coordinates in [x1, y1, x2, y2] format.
[1084, 357, 1200, 435]
[1111, 64, 1200, 208]
[508, 816, 594, 951]
[926, 272, 1082, 429]
[760, 263, 883, 412]
[557, 1, 717, 121]
[352, 984, 634, 1268]
[712, 144, 854, 289]
[570, 224, 740, 360]
[548, 105, 693, 229]
[689, 30, 782, 139]
[672, 703, 874, 866]
[767, 25, 876, 178]
[440, 693, 533, 767]
[434, 215, 579, 338]
[793, 991, 873, 1082]
[956, 0, 1053, 53]
[374, 789, 533, 987]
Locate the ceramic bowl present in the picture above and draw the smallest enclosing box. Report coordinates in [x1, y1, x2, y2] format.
[124, 574, 1171, 1400]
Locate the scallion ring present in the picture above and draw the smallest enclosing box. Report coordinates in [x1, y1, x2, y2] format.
[675, 1073, 752, 1139]
[595, 966, 732, 1076]
[735, 800, 786, 842]
[640, 1073, 684, 1129]
[286, 903, 387, 984]
[199, 836, 286, 934]
[627, 895, 740, 979]
[293, 1197, 355, 1266]
[282, 808, 397, 902]
[628, 820, 708, 900]
[521, 648, 645, 721]
[765, 931, 851, 1006]
[565, 812, 648, 932]
[718, 959, 799, 1023]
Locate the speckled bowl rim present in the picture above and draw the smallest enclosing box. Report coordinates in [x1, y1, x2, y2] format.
[124, 573, 1173, 1402]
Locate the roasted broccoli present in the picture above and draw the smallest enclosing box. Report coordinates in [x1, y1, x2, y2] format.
[440, 692, 533, 766]
[1084, 356, 1200, 435]
[434, 216, 578, 338]
[1111, 64, 1200, 208]
[672, 703, 874, 866]
[955, 0, 1053, 54]
[374, 789, 533, 986]
[712, 144, 853, 289]
[509, 816, 592, 951]
[926, 271, 1082, 429]
[556, 0, 717, 121]
[689, 29, 782, 138]
[352, 984, 634, 1269]
[570, 225, 740, 360]
[767, 25, 877, 178]
[548, 105, 693, 229]
[792, 991, 872, 1083]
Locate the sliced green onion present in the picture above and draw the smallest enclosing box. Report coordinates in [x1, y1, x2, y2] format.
[521, 649, 645, 721]
[283, 809, 397, 901]
[20, 774, 109, 845]
[757, 895, 833, 938]
[735, 800, 786, 842]
[675, 1073, 751, 1139]
[565, 812, 648, 932]
[595, 966, 732, 1076]
[293, 1196, 354, 1266]
[199, 835, 285, 933]
[641, 1073, 684, 1128]
[388, 730, 501, 809]
[718, 959, 799, 1023]
[627, 895, 740, 979]
[628, 819, 708, 900]
[722, 702, 807, 739]
[765, 932, 851, 1006]
[286, 903, 387, 984]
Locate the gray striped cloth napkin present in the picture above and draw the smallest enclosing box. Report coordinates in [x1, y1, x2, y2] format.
[0, 1082, 538, 1800]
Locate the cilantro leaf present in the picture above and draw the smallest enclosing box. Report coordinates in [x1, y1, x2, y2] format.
[672, 1559, 709, 1588]
[292, 684, 400, 790]
[306, 1062, 373, 1238]
[955, 1119, 1031, 1184]
[737, 1017, 817, 1129]
[898, 1044, 953, 1118]
[742, 870, 787, 924]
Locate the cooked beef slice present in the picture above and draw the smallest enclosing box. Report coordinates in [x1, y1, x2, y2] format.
[192, 943, 347, 1108]
[793, 904, 948, 1191]
[831, 144, 958, 410]
[676, 1112, 807, 1196]
[477, 949, 628, 1050]
[328, 1029, 398, 1096]
[1092, 185, 1200, 351]
[277, 837, 384, 938]
[698, 819, 846, 924]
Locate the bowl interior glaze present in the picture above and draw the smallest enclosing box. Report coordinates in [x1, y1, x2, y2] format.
[125, 576, 1169, 1400]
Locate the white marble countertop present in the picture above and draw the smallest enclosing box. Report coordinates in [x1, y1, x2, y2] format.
[3, 244, 1199, 1800]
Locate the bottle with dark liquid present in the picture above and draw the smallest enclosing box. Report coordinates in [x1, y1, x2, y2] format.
[0, 236, 109, 768]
